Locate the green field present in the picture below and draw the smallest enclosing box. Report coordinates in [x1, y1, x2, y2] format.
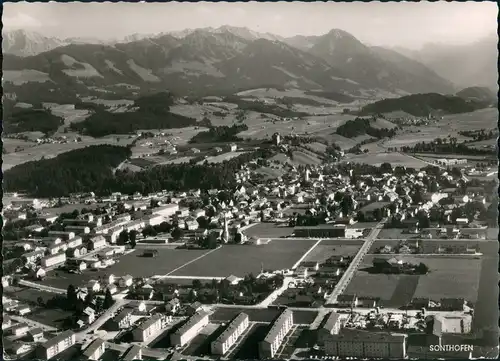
[343, 152, 430, 168]
[243, 223, 295, 238]
[344, 255, 484, 307]
[40, 248, 210, 289]
[172, 239, 316, 277]
[302, 242, 362, 263]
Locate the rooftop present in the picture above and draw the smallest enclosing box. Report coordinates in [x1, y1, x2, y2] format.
[213, 312, 249, 345]
[263, 309, 293, 344]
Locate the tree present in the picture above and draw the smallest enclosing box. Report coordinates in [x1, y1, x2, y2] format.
[37, 296, 45, 306]
[66, 284, 77, 309]
[118, 230, 129, 245]
[416, 262, 429, 274]
[192, 279, 202, 289]
[188, 289, 197, 302]
[129, 230, 137, 248]
[171, 227, 183, 241]
[85, 290, 95, 306]
[103, 289, 114, 309]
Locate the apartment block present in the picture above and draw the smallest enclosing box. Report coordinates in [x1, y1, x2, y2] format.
[170, 311, 210, 347]
[259, 309, 294, 359]
[211, 312, 249, 355]
[37, 330, 76, 360]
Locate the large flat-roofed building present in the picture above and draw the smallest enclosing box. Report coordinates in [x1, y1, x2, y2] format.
[170, 311, 210, 347]
[153, 204, 180, 218]
[132, 314, 163, 342]
[317, 312, 342, 346]
[37, 330, 76, 360]
[211, 312, 249, 355]
[259, 309, 294, 359]
[324, 329, 406, 359]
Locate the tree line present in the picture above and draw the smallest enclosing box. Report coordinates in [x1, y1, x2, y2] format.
[189, 124, 248, 143]
[4, 144, 275, 197]
[336, 117, 397, 139]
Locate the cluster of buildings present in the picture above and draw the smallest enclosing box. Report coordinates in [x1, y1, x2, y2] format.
[434, 158, 467, 166]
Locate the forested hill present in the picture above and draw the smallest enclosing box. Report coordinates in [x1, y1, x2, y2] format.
[4, 145, 132, 197]
[3, 144, 275, 197]
[359, 93, 490, 117]
[70, 91, 197, 137]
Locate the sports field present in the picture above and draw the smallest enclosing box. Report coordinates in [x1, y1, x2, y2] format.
[171, 239, 317, 277]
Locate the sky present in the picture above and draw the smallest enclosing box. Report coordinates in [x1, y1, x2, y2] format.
[3, 1, 498, 49]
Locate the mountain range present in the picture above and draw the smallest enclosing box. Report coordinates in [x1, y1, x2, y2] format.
[2, 26, 494, 102]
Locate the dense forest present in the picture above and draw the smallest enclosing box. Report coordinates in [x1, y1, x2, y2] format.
[359, 93, 489, 117]
[4, 145, 131, 197]
[399, 140, 496, 156]
[189, 124, 248, 143]
[4, 145, 275, 197]
[336, 117, 397, 139]
[70, 92, 195, 137]
[3, 108, 64, 135]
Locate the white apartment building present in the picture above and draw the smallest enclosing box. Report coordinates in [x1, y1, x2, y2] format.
[324, 330, 406, 359]
[132, 314, 164, 342]
[259, 309, 294, 359]
[48, 231, 75, 241]
[37, 330, 75, 360]
[82, 338, 106, 361]
[317, 312, 342, 345]
[41, 253, 67, 268]
[211, 313, 249, 355]
[170, 311, 210, 347]
[66, 236, 83, 249]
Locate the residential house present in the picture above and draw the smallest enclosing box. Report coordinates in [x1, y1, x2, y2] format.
[15, 304, 32, 316]
[29, 328, 44, 342]
[11, 323, 30, 337]
[87, 280, 101, 293]
[82, 338, 106, 361]
[80, 307, 96, 325]
[336, 294, 358, 308]
[165, 298, 181, 314]
[3, 315, 13, 329]
[107, 308, 133, 331]
[119, 275, 134, 288]
[186, 301, 203, 316]
[22, 250, 45, 264]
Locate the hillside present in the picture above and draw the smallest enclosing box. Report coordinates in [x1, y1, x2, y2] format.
[456, 87, 497, 105]
[3, 27, 455, 103]
[359, 93, 491, 117]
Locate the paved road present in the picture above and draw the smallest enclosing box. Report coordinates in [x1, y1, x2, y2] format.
[325, 219, 387, 305]
[106, 340, 170, 359]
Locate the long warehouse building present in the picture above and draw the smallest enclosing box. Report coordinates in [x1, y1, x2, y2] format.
[211, 312, 250, 355]
[259, 309, 294, 359]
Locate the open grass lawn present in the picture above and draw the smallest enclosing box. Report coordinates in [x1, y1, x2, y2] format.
[302, 243, 362, 263]
[171, 240, 316, 277]
[29, 308, 74, 329]
[410, 256, 482, 303]
[4, 287, 56, 305]
[344, 271, 403, 302]
[243, 223, 295, 238]
[40, 249, 210, 289]
[344, 255, 483, 308]
[342, 152, 429, 168]
[376, 228, 407, 240]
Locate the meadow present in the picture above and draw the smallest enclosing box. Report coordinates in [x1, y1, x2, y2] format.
[171, 239, 317, 277]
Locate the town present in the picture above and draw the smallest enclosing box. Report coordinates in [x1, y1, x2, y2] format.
[3, 147, 498, 360]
